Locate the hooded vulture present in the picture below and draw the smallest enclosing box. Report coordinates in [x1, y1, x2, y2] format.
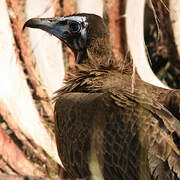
[24, 13, 180, 180]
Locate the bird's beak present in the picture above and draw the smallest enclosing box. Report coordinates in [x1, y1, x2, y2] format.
[23, 17, 68, 42]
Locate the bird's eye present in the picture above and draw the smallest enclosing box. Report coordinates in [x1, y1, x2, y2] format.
[68, 21, 81, 33]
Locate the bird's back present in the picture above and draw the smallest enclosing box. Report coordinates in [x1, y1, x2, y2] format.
[54, 69, 180, 180]
[55, 92, 149, 179]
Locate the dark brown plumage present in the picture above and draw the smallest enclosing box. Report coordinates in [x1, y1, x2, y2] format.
[24, 13, 180, 180]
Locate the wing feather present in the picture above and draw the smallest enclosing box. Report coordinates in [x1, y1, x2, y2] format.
[55, 92, 180, 179]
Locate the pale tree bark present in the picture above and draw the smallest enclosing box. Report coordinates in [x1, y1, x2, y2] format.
[25, 0, 65, 97]
[0, 0, 60, 165]
[77, 0, 104, 17]
[8, 0, 55, 122]
[126, 0, 169, 89]
[0, 0, 61, 179]
[0, 124, 46, 178]
[169, 0, 180, 60]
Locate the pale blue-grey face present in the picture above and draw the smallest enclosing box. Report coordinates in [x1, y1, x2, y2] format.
[24, 15, 88, 53]
[24, 13, 107, 64]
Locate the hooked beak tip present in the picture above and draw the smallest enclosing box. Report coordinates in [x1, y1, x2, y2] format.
[23, 18, 42, 31]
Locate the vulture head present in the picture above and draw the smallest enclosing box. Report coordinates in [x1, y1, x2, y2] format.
[24, 13, 114, 66]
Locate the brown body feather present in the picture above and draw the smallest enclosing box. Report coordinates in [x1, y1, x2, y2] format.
[54, 66, 180, 179]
